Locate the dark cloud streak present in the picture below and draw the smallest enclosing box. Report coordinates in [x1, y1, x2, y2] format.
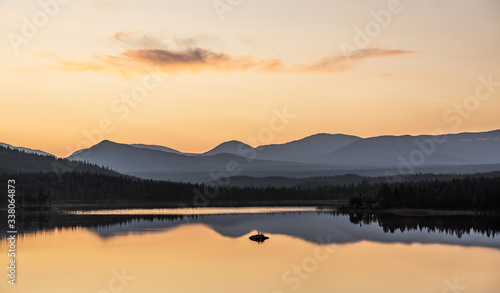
[57, 45, 416, 75]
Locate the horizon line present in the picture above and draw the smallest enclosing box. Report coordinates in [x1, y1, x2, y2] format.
[3, 127, 499, 158]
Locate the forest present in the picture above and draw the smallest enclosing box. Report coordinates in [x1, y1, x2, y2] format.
[1, 145, 499, 210]
[1, 171, 499, 210]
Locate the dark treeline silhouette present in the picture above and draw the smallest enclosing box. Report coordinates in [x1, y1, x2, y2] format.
[18, 188, 52, 211]
[348, 177, 500, 210]
[221, 172, 500, 188]
[1, 171, 500, 210]
[0, 172, 361, 207]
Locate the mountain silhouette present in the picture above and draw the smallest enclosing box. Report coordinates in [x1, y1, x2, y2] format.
[62, 129, 500, 182]
[202, 140, 253, 157]
[3, 129, 499, 182]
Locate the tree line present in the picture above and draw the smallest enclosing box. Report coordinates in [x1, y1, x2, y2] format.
[348, 177, 500, 210]
[1, 171, 499, 210]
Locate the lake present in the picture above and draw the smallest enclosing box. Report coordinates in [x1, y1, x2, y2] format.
[1, 207, 499, 293]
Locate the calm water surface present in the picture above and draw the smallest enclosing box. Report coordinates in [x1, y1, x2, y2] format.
[1, 207, 499, 293]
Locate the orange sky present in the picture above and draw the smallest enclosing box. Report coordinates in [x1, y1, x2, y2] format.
[1, 0, 499, 157]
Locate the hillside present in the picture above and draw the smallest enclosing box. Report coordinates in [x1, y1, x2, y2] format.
[0, 145, 120, 175]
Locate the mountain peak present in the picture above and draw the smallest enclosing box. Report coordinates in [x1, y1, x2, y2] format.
[218, 140, 249, 146]
[97, 139, 117, 145]
[69, 140, 123, 158]
[203, 140, 253, 156]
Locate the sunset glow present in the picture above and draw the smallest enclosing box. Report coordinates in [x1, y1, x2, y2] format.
[1, 0, 499, 157]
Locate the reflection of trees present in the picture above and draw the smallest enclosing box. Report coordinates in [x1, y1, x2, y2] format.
[0, 213, 200, 236]
[1, 211, 498, 240]
[339, 211, 500, 238]
[348, 213, 378, 227]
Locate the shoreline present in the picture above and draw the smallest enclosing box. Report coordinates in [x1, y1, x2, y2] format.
[336, 207, 500, 217]
[33, 200, 346, 212]
[2, 201, 500, 217]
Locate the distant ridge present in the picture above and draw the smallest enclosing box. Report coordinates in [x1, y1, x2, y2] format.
[60, 129, 500, 182]
[323, 129, 500, 167]
[255, 133, 361, 163]
[0, 142, 55, 157]
[3, 129, 499, 182]
[130, 143, 181, 154]
[67, 140, 308, 182]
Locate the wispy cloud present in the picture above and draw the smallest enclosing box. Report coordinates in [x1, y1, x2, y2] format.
[57, 48, 284, 75]
[55, 47, 414, 76]
[52, 32, 415, 76]
[301, 48, 415, 73]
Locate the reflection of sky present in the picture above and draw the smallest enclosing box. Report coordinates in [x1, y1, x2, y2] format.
[2, 213, 500, 293]
[66, 206, 318, 215]
[91, 212, 500, 249]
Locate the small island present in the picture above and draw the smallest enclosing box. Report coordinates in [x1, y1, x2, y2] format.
[249, 233, 269, 243]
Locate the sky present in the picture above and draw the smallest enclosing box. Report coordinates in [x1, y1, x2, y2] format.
[1, 0, 499, 157]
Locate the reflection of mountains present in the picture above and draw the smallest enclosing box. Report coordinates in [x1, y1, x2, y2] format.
[3, 212, 499, 249]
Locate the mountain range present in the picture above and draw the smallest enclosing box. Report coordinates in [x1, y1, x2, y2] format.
[2, 129, 500, 182]
[65, 129, 500, 182]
